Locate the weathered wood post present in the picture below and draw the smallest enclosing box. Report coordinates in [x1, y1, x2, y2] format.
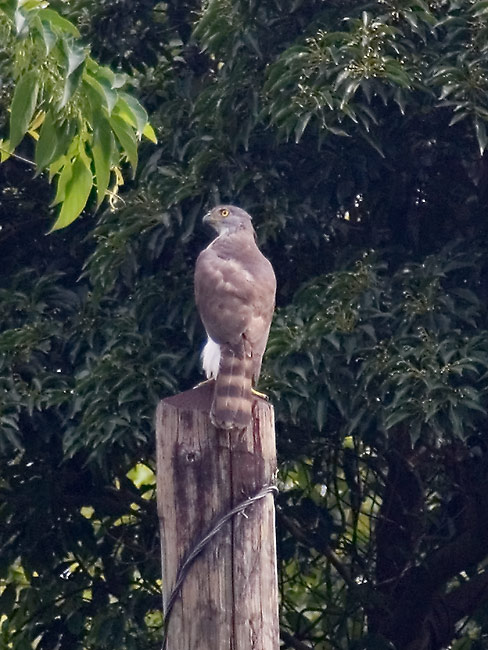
[155, 380, 279, 650]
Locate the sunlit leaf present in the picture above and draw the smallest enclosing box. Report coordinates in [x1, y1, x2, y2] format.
[142, 122, 157, 144]
[36, 16, 57, 54]
[92, 116, 113, 207]
[109, 113, 138, 174]
[35, 110, 58, 171]
[51, 157, 73, 206]
[9, 69, 40, 151]
[62, 38, 86, 77]
[49, 155, 93, 231]
[118, 92, 149, 136]
[60, 60, 85, 107]
[38, 7, 80, 36]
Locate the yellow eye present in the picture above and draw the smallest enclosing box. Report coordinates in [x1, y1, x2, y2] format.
[220, 208, 230, 217]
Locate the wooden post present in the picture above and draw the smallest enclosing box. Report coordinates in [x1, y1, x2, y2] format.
[155, 380, 279, 650]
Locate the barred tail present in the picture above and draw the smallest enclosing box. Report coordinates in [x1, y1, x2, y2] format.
[210, 347, 253, 431]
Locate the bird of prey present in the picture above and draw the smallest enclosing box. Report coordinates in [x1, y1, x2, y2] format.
[194, 205, 276, 431]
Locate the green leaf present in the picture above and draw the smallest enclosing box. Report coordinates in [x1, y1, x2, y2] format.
[112, 73, 127, 89]
[58, 38, 87, 107]
[49, 155, 93, 232]
[84, 75, 108, 116]
[449, 111, 469, 127]
[359, 128, 385, 157]
[0, 0, 17, 22]
[14, 7, 28, 36]
[84, 74, 117, 115]
[35, 17, 57, 54]
[109, 113, 138, 174]
[384, 409, 412, 430]
[52, 119, 77, 163]
[96, 66, 126, 90]
[327, 124, 350, 137]
[451, 637, 472, 650]
[35, 110, 58, 171]
[461, 399, 486, 415]
[51, 157, 73, 206]
[2, 422, 22, 449]
[63, 39, 86, 77]
[41, 119, 77, 180]
[112, 98, 137, 130]
[127, 463, 155, 488]
[92, 117, 113, 207]
[48, 154, 66, 182]
[37, 8, 80, 37]
[9, 70, 40, 151]
[474, 118, 487, 156]
[142, 122, 157, 144]
[0, 139, 12, 162]
[449, 404, 463, 439]
[60, 60, 85, 107]
[295, 112, 312, 144]
[118, 92, 149, 135]
[316, 397, 327, 431]
[472, 0, 488, 17]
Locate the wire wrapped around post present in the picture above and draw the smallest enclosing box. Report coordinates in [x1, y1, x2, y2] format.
[162, 484, 278, 649]
[156, 380, 280, 650]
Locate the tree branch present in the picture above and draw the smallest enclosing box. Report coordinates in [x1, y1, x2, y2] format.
[280, 629, 314, 650]
[445, 568, 488, 622]
[277, 510, 355, 588]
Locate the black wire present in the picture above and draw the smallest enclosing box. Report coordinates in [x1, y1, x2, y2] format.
[161, 484, 279, 650]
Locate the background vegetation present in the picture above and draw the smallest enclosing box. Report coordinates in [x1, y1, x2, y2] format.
[2, 1, 488, 649]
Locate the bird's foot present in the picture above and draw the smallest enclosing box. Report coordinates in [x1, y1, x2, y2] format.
[252, 388, 269, 400]
[193, 378, 215, 388]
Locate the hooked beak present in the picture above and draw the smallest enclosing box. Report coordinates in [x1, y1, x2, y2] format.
[202, 211, 215, 226]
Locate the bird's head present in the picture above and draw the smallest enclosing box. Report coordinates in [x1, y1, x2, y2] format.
[203, 205, 253, 235]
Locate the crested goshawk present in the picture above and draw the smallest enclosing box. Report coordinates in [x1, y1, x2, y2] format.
[194, 205, 276, 431]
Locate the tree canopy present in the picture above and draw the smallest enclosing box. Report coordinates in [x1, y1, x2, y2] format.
[2, 1, 488, 649]
[0, 0, 156, 230]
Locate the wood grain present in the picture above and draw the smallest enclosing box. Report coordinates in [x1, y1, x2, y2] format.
[156, 382, 279, 650]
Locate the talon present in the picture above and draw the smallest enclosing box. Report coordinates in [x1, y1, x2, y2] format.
[193, 378, 215, 388]
[252, 388, 269, 400]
